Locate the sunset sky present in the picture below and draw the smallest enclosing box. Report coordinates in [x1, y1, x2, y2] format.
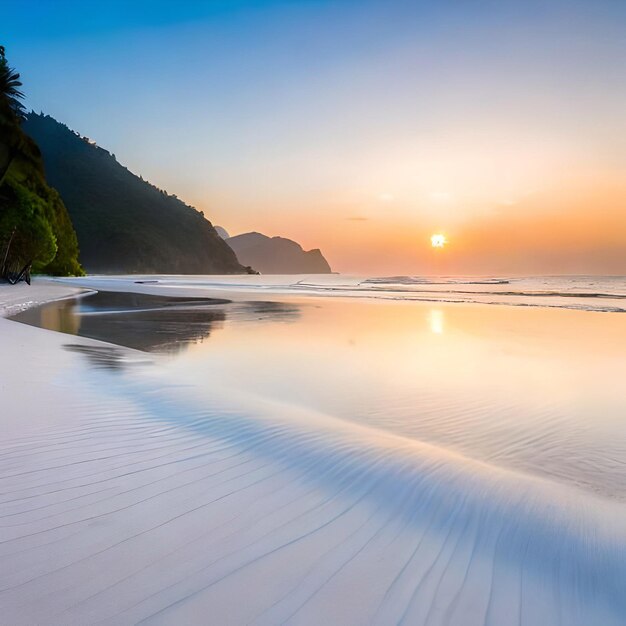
[4, 0, 625, 274]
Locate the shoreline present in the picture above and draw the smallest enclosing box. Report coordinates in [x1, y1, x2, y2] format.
[3, 274, 623, 320]
[0, 278, 91, 318]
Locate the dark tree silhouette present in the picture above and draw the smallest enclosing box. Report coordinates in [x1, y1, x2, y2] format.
[0, 46, 26, 120]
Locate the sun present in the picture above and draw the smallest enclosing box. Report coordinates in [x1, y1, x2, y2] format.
[431, 233, 447, 248]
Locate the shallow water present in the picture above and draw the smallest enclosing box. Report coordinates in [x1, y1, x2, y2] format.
[13, 288, 626, 501]
[5, 280, 626, 624]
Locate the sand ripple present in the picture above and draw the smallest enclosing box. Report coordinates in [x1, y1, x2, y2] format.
[1, 358, 625, 625]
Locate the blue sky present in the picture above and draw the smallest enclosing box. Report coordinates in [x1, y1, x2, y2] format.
[3, 0, 625, 273]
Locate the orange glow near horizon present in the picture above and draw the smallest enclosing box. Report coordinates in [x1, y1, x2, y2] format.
[180, 131, 626, 276]
[52, 1, 622, 278]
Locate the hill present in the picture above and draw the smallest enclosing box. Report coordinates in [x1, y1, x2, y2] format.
[226, 232, 331, 274]
[214, 225, 230, 239]
[22, 113, 246, 275]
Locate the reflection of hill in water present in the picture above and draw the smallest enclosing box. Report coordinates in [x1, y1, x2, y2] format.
[63, 344, 151, 371]
[12, 291, 302, 355]
[80, 291, 231, 312]
[78, 291, 232, 353]
[78, 306, 228, 353]
[229, 300, 303, 323]
[77, 294, 303, 352]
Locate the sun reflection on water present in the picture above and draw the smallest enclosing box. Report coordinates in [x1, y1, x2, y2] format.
[428, 309, 445, 334]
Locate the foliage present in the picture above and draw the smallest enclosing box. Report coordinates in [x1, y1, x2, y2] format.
[0, 45, 26, 121]
[0, 46, 83, 276]
[0, 179, 56, 271]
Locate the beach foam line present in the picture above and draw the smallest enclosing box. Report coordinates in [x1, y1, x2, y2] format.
[0, 280, 91, 317]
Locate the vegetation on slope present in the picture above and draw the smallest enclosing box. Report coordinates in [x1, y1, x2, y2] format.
[23, 113, 248, 274]
[0, 46, 83, 277]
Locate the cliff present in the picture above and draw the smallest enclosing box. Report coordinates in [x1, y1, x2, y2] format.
[226, 231, 331, 274]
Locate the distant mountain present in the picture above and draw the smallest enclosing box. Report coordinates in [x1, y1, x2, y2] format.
[214, 225, 230, 239]
[22, 113, 247, 275]
[226, 232, 331, 274]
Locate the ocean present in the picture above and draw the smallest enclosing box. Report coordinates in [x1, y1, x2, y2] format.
[107, 273, 626, 312]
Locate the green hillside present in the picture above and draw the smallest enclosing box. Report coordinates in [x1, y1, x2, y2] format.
[23, 113, 247, 275]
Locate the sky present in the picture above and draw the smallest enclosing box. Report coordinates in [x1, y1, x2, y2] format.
[3, 0, 625, 274]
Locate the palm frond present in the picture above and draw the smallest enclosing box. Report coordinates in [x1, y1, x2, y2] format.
[0, 58, 26, 120]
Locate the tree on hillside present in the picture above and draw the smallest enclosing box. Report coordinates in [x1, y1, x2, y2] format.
[0, 46, 26, 121]
[0, 45, 83, 279]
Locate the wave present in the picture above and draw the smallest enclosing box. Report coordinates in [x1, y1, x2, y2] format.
[60, 275, 626, 313]
[287, 286, 626, 312]
[364, 286, 626, 300]
[362, 276, 511, 285]
[289, 276, 626, 312]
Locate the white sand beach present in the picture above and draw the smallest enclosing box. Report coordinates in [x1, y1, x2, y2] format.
[1, 277, 625, 625]
[0, 280, 87, 317]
